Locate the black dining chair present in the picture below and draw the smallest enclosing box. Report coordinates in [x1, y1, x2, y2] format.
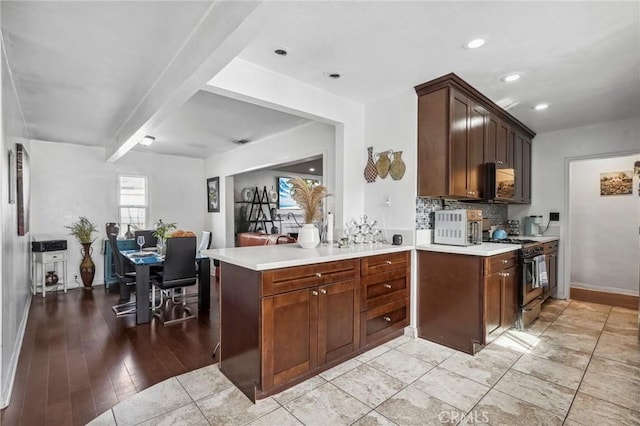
[108, 233, 138, 317]
[151, 236, 198, 324]
[134, 229, 158, 249]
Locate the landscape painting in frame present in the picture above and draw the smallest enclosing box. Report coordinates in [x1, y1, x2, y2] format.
[599, 171, 632, 196]
[207, 177, 220, 212]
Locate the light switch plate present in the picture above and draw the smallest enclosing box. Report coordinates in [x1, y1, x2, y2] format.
[550, 212, 560, 221]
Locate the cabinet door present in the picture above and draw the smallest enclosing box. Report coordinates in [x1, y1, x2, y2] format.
[450, 90, 471, 197]
[513, 132, 524, 202]
[484, 273, 502, 336]
[522, 137, 532, 203]
[513, 132, 532, 203]
[318, 280, 359, 365]
[484, 114, 498, 163]
[468, 102, 486, 198]
[501, 267, 517, 328]
[262, 288, 317, 389]
[496, 120, 509, 165]
[483, 115, 508, 166]
[547, 251, 558, 296]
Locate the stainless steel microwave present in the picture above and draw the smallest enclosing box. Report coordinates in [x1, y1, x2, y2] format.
[485, 163, 515, 202]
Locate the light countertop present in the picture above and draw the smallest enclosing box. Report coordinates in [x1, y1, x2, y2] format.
[202, 243, 412, 271]
[415, 242, 520, 256]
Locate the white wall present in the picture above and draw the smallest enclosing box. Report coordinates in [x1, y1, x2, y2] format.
[509, 117, 640, 298]
[0, 35, 32, 408]
[205, 58, 364, 248]
[364, 90, 417, 241]
[30, 141, 205, 286]
[570, 154, 640, 295]
[205, 121, 335, 248]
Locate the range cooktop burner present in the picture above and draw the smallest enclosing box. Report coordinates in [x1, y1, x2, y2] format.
[484, 238, 538, 244]
[484, 238, 544, 257]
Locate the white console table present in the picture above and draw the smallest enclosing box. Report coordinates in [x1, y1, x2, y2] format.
[31, 250, 68, 297]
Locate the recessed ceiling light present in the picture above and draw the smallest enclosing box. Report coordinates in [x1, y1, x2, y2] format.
[534, 103, 550, 110]
[327, 73, 341, 79]
[139, 135, 155, 146]
[501, 73, 521, 83]
[464, 38, 486, 49]
[274, 49, 288, 56]
[309, 168, 315, 172]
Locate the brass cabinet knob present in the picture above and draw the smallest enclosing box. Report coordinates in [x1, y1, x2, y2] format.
[383, 316, 392, 322]
[501, 259, 508, 264]
[312, 290, 319, 296]
[383, 284, 392, 289]
[320, 289, 327, 294]
[385, 260, 392, 265]
[315, 272, 322, 277]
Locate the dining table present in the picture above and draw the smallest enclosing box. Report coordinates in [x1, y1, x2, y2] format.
[121, 249, 211, 324]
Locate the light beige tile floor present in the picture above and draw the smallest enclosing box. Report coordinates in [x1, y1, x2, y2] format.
[88, 300, 639, 426]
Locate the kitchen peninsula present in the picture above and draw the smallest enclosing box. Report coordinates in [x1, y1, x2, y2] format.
[203, 243, 412, 401]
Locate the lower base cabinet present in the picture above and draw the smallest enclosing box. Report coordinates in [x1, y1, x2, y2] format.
[418, 250, 517, 354]
[220, 251, 410, 402]
[261, 279, 359, 390]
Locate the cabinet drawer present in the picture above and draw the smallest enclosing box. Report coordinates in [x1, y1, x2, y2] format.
[361, 252, 409, 276]
[262, 259, 358, 296]
[360, 298, 409, 347]
[543, 241, 558, 253]
[361, 268, 408, 311]
[39, 252, 66, 262]
[484, 252, 517, 275]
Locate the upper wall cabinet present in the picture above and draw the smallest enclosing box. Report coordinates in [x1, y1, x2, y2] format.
[415, 73, 536, 203]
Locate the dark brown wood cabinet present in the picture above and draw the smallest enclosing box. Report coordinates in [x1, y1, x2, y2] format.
[418, 250, 518, 354]
[360, 252, 410, 348]
[416, 73, 535, 202]
[513, 131, 532, 203]
[219, 251, 410, 402]
[417, 86, 483, 199]
[484, 254, 517, 339]
[261, 277, 359, 390]
[543, 240, 559, 299]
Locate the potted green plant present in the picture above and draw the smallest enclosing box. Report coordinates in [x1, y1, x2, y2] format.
[289, 177, 329, 248]
[65, 216, 98, 290]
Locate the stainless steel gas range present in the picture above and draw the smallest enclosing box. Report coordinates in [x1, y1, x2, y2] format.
[486, 239, 546, 329]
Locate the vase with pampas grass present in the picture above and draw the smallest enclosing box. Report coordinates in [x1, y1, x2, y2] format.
[289, 177, 329, 248]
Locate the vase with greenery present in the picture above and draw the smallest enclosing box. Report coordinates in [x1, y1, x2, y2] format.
[153, 219, 177, 253]
[65, 216, 98, 289]
[289, 177, 329, 248]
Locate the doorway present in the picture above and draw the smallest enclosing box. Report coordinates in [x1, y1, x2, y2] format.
[568, 153, 640, 305]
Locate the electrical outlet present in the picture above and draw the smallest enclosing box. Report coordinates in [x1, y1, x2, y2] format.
[550, 212, 560, 221]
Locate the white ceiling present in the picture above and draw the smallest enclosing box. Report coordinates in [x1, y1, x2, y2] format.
[2, 1, 639, 159]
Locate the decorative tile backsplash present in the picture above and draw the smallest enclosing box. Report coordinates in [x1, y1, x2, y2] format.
[415, 197, 508, 229]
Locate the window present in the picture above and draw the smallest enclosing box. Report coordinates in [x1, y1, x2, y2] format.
[118, 175, 147, 229]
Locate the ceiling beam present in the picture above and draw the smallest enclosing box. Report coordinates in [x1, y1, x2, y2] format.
[106, 0, 265, 162]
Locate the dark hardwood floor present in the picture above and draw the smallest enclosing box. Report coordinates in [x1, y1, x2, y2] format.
[1, 279, 219, 426]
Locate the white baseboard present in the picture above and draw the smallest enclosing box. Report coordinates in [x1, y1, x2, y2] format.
[1, 295, 32, 409]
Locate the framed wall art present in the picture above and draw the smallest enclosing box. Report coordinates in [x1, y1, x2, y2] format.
[16, 143, 30, 235]
[7, 148, 16, 204]
[600, 171, 632, 196]
[207, 176, 220, 213]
